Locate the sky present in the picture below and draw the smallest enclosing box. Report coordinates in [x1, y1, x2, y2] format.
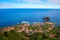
[0, 0, 60, 8]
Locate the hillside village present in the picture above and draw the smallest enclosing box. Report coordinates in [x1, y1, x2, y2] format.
[1, 22, 55, 33]
[0, 17, 60, 40]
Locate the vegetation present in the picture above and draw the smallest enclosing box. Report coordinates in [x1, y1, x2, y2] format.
[0, 17, 60, 40]
[0, 24, 60, 40]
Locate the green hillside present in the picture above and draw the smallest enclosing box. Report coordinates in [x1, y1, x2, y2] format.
[0, 25, 60, 40]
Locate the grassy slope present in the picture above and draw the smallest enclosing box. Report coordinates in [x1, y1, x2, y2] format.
[0, 26, 60, 40]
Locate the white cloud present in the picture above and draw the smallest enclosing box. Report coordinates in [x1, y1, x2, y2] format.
[14, 0, 60, 4]
[13, 0, 42, 3]
[13, 0, 22, 2]
[23, 0, 41, 3]
[13, 0, 60, 4]
[0, 3, 10, 7]
[0, 3, 60, 9]
[48, 0, 60, 4]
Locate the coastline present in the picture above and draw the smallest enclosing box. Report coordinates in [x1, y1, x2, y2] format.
[0, 21, 59, 28]
[0, 22, 60, 40]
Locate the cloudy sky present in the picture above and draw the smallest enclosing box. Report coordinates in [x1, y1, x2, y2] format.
[0, 0, 60, 8]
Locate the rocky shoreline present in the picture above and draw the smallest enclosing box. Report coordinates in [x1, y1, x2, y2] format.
[0, 22, 60, 40]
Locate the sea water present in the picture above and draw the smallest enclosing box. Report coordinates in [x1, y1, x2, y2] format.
[0, 9, 60, 28]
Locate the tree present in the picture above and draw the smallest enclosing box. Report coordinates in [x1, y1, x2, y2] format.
[4, 32, 8, 37]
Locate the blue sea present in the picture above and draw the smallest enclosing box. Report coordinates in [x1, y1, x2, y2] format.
[0, 9, 60, 28]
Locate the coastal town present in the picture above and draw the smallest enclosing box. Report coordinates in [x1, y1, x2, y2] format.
[0, 17, 60, 40]
[0, 21, 57, 40]
[1, 22, 55, 33]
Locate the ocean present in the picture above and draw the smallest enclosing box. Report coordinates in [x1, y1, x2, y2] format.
[0, 9, 60, 28]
